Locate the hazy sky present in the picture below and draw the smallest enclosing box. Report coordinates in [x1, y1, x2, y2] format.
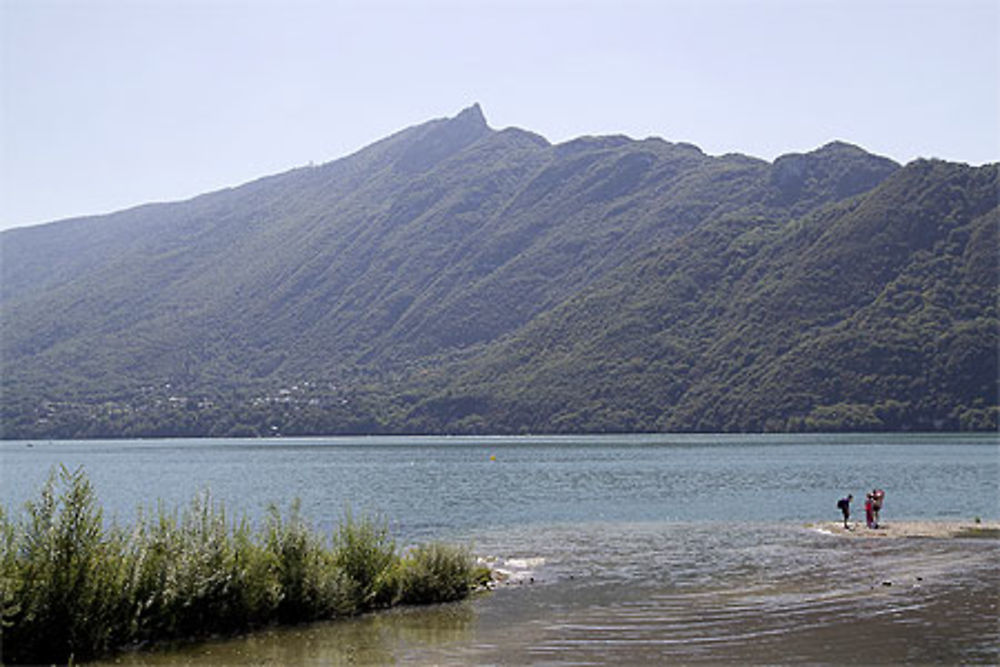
[2, 0, 997, 231]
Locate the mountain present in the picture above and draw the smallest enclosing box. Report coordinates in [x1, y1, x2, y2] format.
[1, 105, 996, 437]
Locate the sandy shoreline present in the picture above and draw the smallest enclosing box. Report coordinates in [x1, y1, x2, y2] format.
[808, 519, 1000, 539]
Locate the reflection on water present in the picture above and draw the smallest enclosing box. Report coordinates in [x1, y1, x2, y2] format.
[100, 522, 1000, 665]
[104, 603, 476, 665]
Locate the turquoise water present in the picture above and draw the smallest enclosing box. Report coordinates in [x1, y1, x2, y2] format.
[2, 433, 997, 538]
[2, 433, 998, 664]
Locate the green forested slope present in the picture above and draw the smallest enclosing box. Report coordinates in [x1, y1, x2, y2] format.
[415, 159, 998, 433]
[1, 105, 994, 437]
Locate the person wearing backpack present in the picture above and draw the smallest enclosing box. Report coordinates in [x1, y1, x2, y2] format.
[837, 494, 853, 529]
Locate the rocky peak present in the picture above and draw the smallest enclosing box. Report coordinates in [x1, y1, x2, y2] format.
[393, 103, 492, 173]
[454, 102, 488, 129]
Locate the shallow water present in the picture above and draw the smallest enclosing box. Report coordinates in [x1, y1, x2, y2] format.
[3, 433, 998, 664]
[100, 521, 999, 665]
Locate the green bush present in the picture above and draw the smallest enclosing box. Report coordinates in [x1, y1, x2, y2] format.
[331, 509, 399, 609]
[264, 500, 353, 622]
[399, 542, 477, 605]
[0, 468, 486, 665]
[0, 466, 144, 663]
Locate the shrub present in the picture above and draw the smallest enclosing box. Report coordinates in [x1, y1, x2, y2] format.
[0, 469, 485, 665]
[398, 542, 477, 605]
[1, 465, 125, 663]
[264, 500, 352, 622]
[331, 510, 399, 610]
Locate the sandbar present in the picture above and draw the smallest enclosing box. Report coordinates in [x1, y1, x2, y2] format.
[808, 520, 1000, 539]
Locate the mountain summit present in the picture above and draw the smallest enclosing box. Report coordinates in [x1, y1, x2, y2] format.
[454, 102, 487, 126]
[1, 107, 996, 437]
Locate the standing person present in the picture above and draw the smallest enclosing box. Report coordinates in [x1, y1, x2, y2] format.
[837, 494, 853, 529]
[872, 489, 885, 526]
[865, 493, 875, 529]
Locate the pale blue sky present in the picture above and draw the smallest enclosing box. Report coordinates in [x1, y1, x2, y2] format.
[2, 0, 997, 230]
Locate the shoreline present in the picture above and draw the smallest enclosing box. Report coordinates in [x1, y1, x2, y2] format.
[808, 519, 1000, 539]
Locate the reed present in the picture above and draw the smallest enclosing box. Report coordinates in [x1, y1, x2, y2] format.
[0, 466, 488, 665]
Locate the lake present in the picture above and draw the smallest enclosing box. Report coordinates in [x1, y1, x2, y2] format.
[2, 433, 998, 664]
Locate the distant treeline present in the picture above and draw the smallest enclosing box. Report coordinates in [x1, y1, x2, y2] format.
[1, 383, 995, 440]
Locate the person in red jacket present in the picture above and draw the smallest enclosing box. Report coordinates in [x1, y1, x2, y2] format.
[865, 493, 875, 528]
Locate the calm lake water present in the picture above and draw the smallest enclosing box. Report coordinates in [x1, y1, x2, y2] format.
[2, 433, 998, 664]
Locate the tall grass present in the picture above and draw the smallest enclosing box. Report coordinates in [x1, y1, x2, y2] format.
[0, 466, 487, 665]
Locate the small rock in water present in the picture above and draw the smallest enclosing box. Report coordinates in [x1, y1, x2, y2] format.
[882, 580, 893, 587]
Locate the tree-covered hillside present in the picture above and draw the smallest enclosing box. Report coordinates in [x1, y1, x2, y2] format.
[421, 159, 998, 433]
[1, 105, 995, 437]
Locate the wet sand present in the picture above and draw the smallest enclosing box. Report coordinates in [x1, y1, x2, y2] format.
[809, 519, 1000, 539]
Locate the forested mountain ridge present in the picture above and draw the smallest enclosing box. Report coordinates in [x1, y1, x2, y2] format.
[425, 158, 998, 433]
[1, 105, 995, 437]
